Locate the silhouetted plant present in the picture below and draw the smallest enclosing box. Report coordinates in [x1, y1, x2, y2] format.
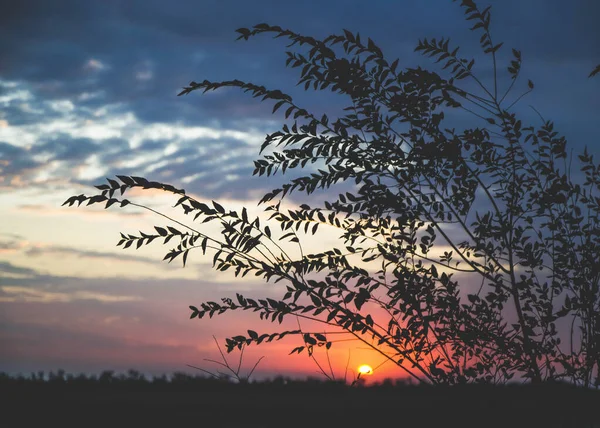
[186, 335, 264, 383]
[64, 0, 599, 386]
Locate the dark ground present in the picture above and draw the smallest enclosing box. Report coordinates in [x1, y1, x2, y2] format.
[1, 372, 598, 427]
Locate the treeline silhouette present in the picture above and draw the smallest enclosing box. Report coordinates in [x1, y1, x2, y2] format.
[2, 370, 598, 427]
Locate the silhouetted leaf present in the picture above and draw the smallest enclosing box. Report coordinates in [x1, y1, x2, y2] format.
[213, 201, 225, 214]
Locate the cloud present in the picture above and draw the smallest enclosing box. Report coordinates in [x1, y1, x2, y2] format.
[32, 135, 98, 162]
[23, 244, 159, 265]
[0, 77, 283, 198]
[0, 260, 38, 276]
[102, 315, 140, 325]
[0, 320, 209, 377]
[16, 203, 144, 218]
[0, 236, 26, 255]
[83, 58, 109, 72]
[0, 261, 147, 304]
[0, 234, 26, 256]
[1, 0, 598, 200]
[0, 286, 143, 303]
[0, 141, 43, 188]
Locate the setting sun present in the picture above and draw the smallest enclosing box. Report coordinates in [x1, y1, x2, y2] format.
[357, 365, 373, 375]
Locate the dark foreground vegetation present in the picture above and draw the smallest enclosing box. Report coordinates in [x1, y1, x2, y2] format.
[1, 370, 598, 427]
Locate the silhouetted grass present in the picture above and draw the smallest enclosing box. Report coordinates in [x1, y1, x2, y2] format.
[1, 370, 598, 427]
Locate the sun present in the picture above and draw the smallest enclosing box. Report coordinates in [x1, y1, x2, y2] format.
[357, 364, 373, 375]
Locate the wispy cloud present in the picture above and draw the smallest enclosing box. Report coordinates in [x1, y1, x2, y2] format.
[16, 204, 145, 218]
[24, 244, 159, 265]
[0, 286, 143, 303]
[0, 78, 277, 199]
[0, 260, 38, 276]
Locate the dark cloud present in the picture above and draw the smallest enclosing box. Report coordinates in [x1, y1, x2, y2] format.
[0, 142, 42, 185]
[1, 104, 49, 126]
[2, 1, 596, 146]
[32, 135, 98, 162]
[1, 0, 599, 196]
[135, 139, 167, 153]
[91, 137, 131, 166]
[0, 141, 26, 158]
[2, 0, 596, 130]
[0, 261, 38, 277]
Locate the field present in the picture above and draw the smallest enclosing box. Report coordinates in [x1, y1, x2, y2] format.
[1, 371, 599, 427]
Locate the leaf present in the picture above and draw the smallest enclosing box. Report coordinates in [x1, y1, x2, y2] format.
[272, 100, 286, 113]
[213, 201, 225, 214]
[354, 296, 365, 311]
[430, 264, 438, 277]
[235, 28, 251, 39]
[116, 175, 135, 185]
[343, 29, 354, 43]
[589, 64, 600, 78]
[86, 195, 106, 205]
[311, 223, 318, 235]
[304, 334, 317, 346]
[174, 196, 188, 208]
[131, 176, 148, 186]
[167, 226, 180, 235]
[310, 294, 321, 306]
[105, 198, 118, 209]
[155, 226, 168, 236]
[289, 346, 304, 355]
[491, 42, 503, 53]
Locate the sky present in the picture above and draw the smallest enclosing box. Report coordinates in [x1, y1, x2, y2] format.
[1, 0, 599, 383]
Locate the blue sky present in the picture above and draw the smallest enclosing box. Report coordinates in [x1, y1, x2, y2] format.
[1, 0, 599, 381]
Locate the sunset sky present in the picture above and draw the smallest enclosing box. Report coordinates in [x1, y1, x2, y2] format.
[1, 0, 599, 382]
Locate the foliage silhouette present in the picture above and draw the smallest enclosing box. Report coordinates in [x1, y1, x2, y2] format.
[64, 0, 600, 386]
[186, 335, 264, 383]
